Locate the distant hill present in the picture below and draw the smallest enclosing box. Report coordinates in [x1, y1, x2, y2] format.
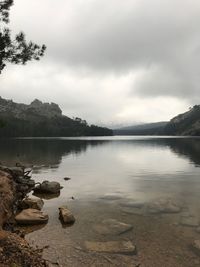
[114, 122, 168, 135]
[114, 105, 200, 136]
[0, 97, 113, 137]
[164, 105, 200, 136]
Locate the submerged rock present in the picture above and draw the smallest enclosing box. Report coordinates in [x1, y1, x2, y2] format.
[94, 219, 133, 235]
[180, 216, 199, 227]
[33, 181, 63, 194]
[15, 209, 49, 225]
[85, 241, 136, 255]
[120, 200, 145, 209]
[59, 206, 75, 224]
[146, 198, 181, 214]
[21, 197, 44, 210]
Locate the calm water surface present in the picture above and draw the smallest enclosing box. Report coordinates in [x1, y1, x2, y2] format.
[1, 136, 200, 266]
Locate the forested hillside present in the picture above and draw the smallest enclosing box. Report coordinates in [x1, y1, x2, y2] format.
[0, 97, 113, 137]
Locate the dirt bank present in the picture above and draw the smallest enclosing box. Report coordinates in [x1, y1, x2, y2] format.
[0, 169, 48, 267]
[0, 170, 14, 228]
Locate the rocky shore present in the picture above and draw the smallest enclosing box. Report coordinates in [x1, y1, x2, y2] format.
[0, 165, 48, 267]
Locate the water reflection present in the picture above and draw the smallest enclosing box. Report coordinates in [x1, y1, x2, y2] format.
[0, 137, 200, 171]
[0, 138, 107, 168]
[166, 138, 200, 166]
[33, 192, 61, 200]
[6, 137, 200, 266]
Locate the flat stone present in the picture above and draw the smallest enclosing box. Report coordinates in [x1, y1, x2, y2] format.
[21, 197, 44, 210]
[85, 241, 136, 255]
[180, 216, 199, 227]
[59, 206, 75, 224]
[15, 208, 49, 225]
[192, 240, 200, 256]
[33, 181, 63, 194]
[146, 198, 181, 214]
[94, 219, 133, 235]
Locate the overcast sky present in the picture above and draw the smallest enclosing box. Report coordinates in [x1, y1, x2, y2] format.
[0, 0, 199, 127]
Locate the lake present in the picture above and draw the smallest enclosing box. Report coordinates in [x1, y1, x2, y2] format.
[1, 136, 200, 266]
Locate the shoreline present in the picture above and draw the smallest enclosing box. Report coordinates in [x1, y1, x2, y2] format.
[0, 167, 48, 267]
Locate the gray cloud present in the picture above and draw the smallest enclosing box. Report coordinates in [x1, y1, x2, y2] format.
[1, 0, 199, 125]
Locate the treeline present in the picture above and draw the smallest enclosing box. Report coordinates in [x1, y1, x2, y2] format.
[114, 122, 167, 135]
[164, 105, 200, 136]
[114, 105, 200, 136]
[0, 115, 113, 137]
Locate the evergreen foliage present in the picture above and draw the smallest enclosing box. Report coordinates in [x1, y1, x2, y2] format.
[0, 0, 46, 73]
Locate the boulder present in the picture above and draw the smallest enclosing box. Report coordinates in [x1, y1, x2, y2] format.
[21, 197, 44, 210]
[16, 177, 35, 187]
[94, 219, 133, 235]
[85, 241, 136, 255]
[33, 181, 63, 194]
[8, 167, 24, 177]
[16, 184, 29, 193]
[15, 209, 48, 225]
[59, 206, 75, 224]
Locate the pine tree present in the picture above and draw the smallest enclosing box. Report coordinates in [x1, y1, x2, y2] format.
[0, 0, 46, 73]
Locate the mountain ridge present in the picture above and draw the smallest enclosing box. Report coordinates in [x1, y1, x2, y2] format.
[114, 106, 200, 136]
[0, 97, 113, 137]
[165, 105, 200, 136]
[114, 121, 168, 135]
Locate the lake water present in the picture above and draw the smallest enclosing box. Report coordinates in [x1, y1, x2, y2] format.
[2, 136, 200, 266]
